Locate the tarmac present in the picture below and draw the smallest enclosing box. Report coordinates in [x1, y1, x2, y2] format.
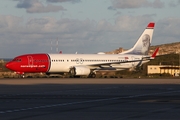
[0, 78, 180, 120]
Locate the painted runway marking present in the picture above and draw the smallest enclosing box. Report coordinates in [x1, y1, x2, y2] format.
[0, 90, 180, 114]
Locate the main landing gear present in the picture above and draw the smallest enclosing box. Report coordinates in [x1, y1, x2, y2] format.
[88, 72, 96, 78]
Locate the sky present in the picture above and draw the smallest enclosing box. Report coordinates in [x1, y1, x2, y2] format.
[0, 0, 180, 58]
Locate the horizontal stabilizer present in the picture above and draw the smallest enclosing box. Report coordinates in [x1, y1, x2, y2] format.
[151, 47, 159, 59]
[142, 47, 159, 60]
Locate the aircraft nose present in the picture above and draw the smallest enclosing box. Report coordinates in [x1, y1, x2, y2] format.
[5, 62, 10, 69]
[5, 62, 13, 70]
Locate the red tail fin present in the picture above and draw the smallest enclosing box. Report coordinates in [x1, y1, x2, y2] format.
[147, 22, 155, 29]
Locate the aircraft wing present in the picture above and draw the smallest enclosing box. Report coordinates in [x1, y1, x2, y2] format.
[87, 48, 159, 67]
[86, 57, 150, 67]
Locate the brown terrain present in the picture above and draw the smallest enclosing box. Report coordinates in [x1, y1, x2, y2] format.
[105, 42, 180, 55]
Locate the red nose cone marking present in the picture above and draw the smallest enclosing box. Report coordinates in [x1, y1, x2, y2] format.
[5, 62, 11, 69]
[5, 61, 15, 71]
[5, 54, 50, 73]
[5, 63, 8, 68]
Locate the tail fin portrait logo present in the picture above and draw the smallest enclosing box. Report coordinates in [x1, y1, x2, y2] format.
[141, 34, 150, 55]
[120, 22, 155, 55]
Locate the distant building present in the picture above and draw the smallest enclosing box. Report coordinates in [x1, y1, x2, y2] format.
[148, 65, 180, 76]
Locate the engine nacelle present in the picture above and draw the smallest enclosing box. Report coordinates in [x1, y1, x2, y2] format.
[71, 66, 91, 76]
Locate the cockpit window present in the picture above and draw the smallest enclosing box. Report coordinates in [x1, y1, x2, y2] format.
[13, 58, 22, 62]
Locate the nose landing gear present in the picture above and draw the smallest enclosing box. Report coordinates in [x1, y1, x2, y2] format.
[15, 71, 25, 78]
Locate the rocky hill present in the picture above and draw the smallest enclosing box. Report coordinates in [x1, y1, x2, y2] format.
[106, 42, 180, 55]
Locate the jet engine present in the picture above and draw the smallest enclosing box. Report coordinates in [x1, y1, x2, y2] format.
[70, 66, 91, 76]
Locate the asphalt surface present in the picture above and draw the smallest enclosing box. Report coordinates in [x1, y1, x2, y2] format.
[0, 78, 180, 120]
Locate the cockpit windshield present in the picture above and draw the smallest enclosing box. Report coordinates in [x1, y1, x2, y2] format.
[13, 58, 22, 62]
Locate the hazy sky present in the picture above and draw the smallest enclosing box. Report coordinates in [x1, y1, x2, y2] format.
[0, 0, 180, 58]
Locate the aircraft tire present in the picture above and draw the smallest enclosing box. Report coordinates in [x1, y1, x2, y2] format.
[88, 73, 96, 78]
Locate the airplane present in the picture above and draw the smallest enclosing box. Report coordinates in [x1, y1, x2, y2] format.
[5, 22, 156, 78]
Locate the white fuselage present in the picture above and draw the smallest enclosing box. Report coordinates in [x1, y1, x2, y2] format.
[48, 54, 147, 73]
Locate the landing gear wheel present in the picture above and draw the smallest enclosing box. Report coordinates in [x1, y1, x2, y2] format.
[91, 73, 96, 78]
[19, 74, 25, 78]
[88, 73, 96, 78]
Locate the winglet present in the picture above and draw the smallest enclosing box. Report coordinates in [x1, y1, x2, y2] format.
[151, 47, 159, 59]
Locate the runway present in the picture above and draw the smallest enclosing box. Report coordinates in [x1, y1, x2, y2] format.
[0, 78, 180, 120]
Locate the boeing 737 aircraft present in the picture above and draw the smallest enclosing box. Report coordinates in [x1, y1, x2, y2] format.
[6, 22, 157, 78]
